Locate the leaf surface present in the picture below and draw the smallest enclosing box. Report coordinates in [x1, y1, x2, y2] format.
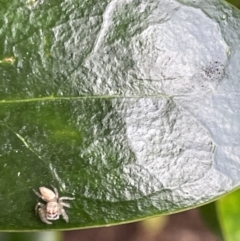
[0, 0, 240, 230]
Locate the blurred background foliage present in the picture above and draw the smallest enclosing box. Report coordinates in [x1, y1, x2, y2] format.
[0, 0, 240, 241]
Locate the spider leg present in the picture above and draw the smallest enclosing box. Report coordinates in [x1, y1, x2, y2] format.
[33, 189, 42, 199]
[59, 196, 75, 201]
[35, 202, 41, 215]
[50, 185, 59, 199]
[61, 208, 69, 222]
[35, 202, 52, 225]
[60, 201, 71, 208]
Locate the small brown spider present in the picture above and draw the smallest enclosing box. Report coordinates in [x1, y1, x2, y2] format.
[33, 186, 75, 224]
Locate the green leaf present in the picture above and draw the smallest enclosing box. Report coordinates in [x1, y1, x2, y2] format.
[199, 201, 223, 240]
[217, 189, 240, 241]
[225, 0, 240, 9]
[0, 0, 240, 230]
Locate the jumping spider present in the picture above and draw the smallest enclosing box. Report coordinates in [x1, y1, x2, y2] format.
[33, 186, 75, 224]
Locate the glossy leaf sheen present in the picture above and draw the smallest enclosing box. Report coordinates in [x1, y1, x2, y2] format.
[0, 0, 240, 231]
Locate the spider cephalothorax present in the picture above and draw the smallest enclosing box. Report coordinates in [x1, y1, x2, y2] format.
[33, 186, 74, 224]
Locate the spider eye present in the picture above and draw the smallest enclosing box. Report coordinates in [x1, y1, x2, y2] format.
[47, 213, 59, 220]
